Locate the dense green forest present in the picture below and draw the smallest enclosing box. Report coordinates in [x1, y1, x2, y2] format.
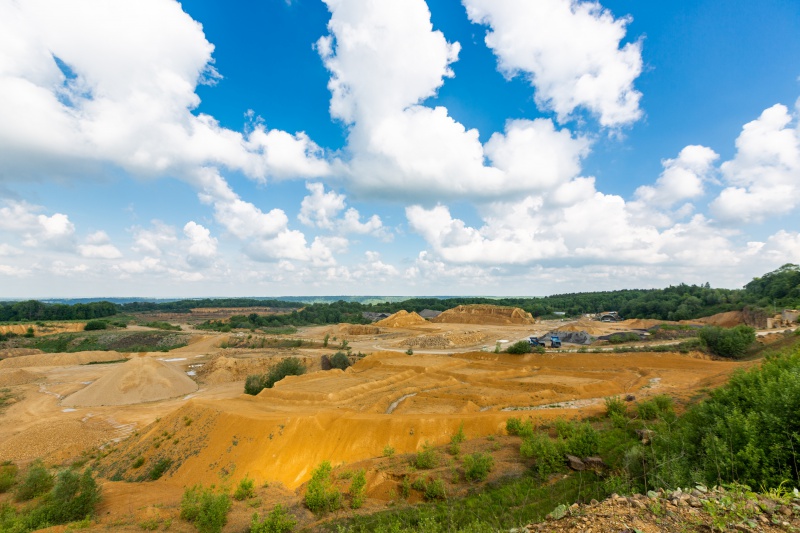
[2, 264, 798, 325]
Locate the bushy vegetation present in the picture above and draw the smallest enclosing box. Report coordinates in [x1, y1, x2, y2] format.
[0, 462, 17, 493]
[349, 470, 367, 509]
[606, 332, 640, 344]
[233, 475, 256, 501]
[250, 505, 296, 533]
[141, 321, 181, 331]
[698, 324, 757, 359]
[15, 460, 53, 502]
[0, 466, 100, 532]
[412, 443, 439, 470]
[83, 320, 109, 331]
[304, 461, 342, 514]
[245, 358, 306, 395]
[329, 351, 352, 370]
[463, 452, 494, 482]
[636, 347, 800, 490]
[180, 484, 231, 533]
[505, 341, 532, 354]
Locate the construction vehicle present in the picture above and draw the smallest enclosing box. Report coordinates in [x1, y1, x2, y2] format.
[528, 336, 546, 347]
[595, 311, 623, 322]
[550, 335, 562, 348]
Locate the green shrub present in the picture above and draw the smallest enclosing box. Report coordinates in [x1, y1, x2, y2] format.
[47, 468, 101, 523]
[15, 460, 53, 501]
[0, 463, 17, 493]
[412, 443, 438, 469]
[636, 400, 658, 420]
[506, 341, 532, 354]
[652, 395, 674, 414]
[520, 432, 564, 478]
[147, 458, 171, 480]
[607, 332, 640, 344]
[304, 461, 342, 514]
[245, 358, 306, 395]
[329, 351, 352, 370]
[382, 445, 395, 458]
[449, 424, 466, 455]
[245, 374, 269, 395]
[350, 469, 366, 509]
[234, 475, 256, 501]
[180, 484, 231, 533]
[399, 476, 411, 499]
[658, 348, 800, 489]
[23, 327, 35, 338]
[250, 505, 296, 533]
[463, 452, 494, 482]
[505, 417, 534, 438]
[604, 396, 627, 418]
[84, 320, 108, 331]
[698, 325, 756, 359]
[131, 457, 145, 469]
[562, 422, 599, 458]
[423, 478, 447, 501]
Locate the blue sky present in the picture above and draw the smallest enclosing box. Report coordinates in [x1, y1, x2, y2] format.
[0, 0, 799, 298]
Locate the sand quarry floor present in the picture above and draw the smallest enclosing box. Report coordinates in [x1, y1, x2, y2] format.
[0, 317, 762, 530]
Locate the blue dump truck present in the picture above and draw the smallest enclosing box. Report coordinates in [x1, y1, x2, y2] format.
[528, 336, 546, 347]
[550, 335, 562, 348]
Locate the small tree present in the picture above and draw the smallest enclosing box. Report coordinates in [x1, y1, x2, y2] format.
[506, 341, 532, 354]
[304, 461, 342, 513]
[699, 325, 756, 359]
[181, 484, 231, 533]
[329, 352, 352, 370]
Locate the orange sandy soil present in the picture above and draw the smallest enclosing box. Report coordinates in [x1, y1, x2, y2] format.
[0, 317, 759, 531]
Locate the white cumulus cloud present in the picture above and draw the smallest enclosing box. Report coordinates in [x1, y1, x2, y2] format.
[711, 102, 800, 223]
[464, 0, 643, 127]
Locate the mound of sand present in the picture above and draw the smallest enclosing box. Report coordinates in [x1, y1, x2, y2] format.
[0, 350, 126, 369]
[0, 323, 86, 336]
[431, 305, 535, 325]
[62, 357, 197, 407]
[403, 331, 488, 349]
[556, 323, 607, 336]
[339, 324, 382, 335]
[375, 311, 427, 328]
[0, 348, 43, 358]
[0, 369, 40, 387]
[621, 319, 670, 330]
[694, 311, 745, 328]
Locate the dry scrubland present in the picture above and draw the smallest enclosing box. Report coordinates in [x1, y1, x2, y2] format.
[0, 305, 793, 532]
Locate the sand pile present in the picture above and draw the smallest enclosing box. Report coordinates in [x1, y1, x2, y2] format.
[0, 348, 43, 358]
[0, 369, 40, 386]
[62, 357, 197, 407]
[431, 305, 535, 325]
[0, 351, 126, 369]
[0, 323, 85, 335]
[621, 319, 668, 330]
[375, 311, 427, 328]
[695, 311, 745, 327]
[403, 331, 488, 349]
[339, 324, 381, 335]
[556, 322, 607, 336]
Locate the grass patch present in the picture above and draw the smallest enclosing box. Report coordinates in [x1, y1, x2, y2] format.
[330, 470, 608, 532]
[180, 484, 231, 533]
[304, 461, 342, 514]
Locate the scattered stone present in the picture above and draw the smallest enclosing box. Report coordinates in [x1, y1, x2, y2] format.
[625, 394, 636, 401]
[566, 454, 586, 471]
[583, 456, 607, 470]
[548, 504, 568, 520]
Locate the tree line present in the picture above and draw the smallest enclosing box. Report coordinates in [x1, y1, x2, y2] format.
[3, 264, 798, 325]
